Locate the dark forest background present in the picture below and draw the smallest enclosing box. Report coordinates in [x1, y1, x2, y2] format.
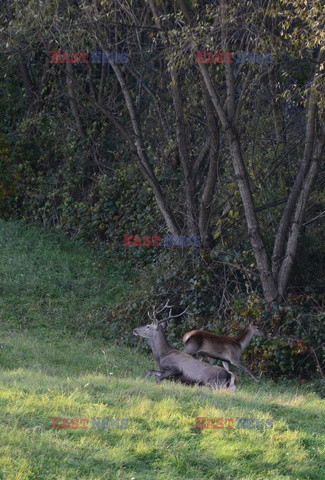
[0, 0, 324, 379]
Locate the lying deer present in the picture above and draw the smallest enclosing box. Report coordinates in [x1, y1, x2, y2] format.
[182, 323, 264, 382]
[133, 300, 237, 392]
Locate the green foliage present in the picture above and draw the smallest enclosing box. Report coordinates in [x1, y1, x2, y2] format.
[0, 136, 16, 215]
[244, 305, 324, 380]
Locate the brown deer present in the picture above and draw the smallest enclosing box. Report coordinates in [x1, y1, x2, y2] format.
[133, 300, 237, 391]
[182, 323, 264, 382]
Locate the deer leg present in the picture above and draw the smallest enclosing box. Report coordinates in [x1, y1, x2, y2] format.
[184, 344, 210, 362]
[222, 361, 230, 371]
[194, 351, 216, 363]
[156, 368, 181, 383]
[195, 353, 206, 361]
[143, 369, 162, 379]
[231, 360, 260, 383]
[183, 343, 198, 356]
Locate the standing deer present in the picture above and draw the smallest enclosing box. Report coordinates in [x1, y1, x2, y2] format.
[133, 300, 237, 392]
[182, 323, 264, 382]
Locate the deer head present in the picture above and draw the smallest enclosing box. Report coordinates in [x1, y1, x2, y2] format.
[133, 299, 188, 339]
[249, 323, 265, 337]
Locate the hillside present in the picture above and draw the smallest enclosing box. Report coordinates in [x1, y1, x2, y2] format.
[0, 220, 323, 479]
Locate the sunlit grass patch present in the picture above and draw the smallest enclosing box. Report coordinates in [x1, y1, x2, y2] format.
[0, 219, 324, 479]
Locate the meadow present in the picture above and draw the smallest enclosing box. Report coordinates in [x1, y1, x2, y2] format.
[0, 220, 323, 480]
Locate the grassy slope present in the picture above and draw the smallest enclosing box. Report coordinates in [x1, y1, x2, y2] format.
[0, 219, 323, 480]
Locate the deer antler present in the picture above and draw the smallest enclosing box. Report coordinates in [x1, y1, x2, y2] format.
[147, 299, 188, 324]
[148, 299, 172, 323]
[147, 309, 157, 323]
[160, 305, 189, 323]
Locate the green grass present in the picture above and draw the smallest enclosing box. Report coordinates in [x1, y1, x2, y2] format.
[0, 219, 324, 479]
[0, 219, 137, 336]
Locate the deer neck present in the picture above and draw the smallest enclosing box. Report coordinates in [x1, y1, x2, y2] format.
[237, 327, 254, 352]
[148, 329, 173, 363]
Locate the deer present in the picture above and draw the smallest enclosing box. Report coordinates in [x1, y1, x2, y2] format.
[182, 323, 264, 382]
[133, 300, 237, 392]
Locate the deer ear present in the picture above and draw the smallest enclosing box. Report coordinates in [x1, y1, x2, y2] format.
[158, 321, 167, 331]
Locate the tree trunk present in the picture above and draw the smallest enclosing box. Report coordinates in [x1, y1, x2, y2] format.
[277, 130, 325, 296]
[111, 64, 181, 236]
[197, 62, 279, 304]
